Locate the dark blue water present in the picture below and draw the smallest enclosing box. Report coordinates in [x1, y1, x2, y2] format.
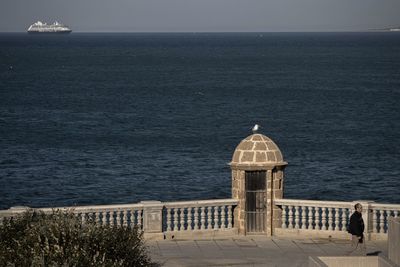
[1, 32, 400, 210]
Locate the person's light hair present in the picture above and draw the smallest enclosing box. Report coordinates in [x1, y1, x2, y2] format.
[354, 203, 362, 210]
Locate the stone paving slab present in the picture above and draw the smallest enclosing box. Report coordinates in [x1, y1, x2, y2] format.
[147, 236, 388, 267]
[252, 238, 281, 250]
[215, 239, 241, 250]
[157, 241, 182, 257]
[316, 239, 356, 256]
[196, 240, 224, 258]
[272, 238, 303, 252]
[293, 240, 326, 255]
[176, 240, 200, 258]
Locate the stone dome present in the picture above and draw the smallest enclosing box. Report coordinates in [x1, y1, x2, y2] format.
[230, 133, 287, 168]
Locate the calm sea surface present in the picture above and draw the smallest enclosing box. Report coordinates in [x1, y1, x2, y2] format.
[1, 32, 400, 209]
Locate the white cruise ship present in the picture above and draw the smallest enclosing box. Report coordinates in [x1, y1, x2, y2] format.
[27, 21, 72, 34]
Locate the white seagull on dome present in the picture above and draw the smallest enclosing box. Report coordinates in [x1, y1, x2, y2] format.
[252, 124, 260, 133]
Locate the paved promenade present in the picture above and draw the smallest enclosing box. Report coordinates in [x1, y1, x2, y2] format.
[146, 236, 387, 267]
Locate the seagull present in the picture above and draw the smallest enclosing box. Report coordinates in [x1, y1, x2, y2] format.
[252, 124, 260, 133]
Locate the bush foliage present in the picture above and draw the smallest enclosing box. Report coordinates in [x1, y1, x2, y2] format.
[0, 210, 154, 266]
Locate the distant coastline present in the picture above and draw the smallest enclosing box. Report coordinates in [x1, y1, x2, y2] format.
[369, 26, 400, 32]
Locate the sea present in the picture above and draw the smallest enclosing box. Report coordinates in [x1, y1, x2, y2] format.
[0, 32, 399, 210]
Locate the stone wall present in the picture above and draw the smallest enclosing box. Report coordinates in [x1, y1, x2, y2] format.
[309, 256, 395, 267]
[388, 217, 400, 265]
[272, 169, 284, 234]
[232, 169, 246, 234]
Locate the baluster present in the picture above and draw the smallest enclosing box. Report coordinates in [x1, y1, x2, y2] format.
[376, 210, 381, 233]
[288, 205, 293, 229]
[109, 210, 115, 226]
[341, 208, 347, 231]
[390, 210, 394, 218]
[373, 210, 378, 233]
[131, 210, 136, 226]
[187, 207, 192, 230]
[379, 210, 385, 233]
[173, 208, 179, 231]
[207, 206, 213, 229]
[384, 210, 389, 233]
[294, 206, 300, 229]
[116, 210, 121, 227]
[180, 208, 185, 231]
[166, 208, 172, 231]
[310, 207, 316, 230]
[301, 206, 307, 230]
[128, 210, 132, 227]
[200, 207, 206, 230]
[193, 207, 199, 230]
[396, 210, 400, 218]
[137, 210, 142, 229]
[132, 210, 138, 228]
[315, 207, 321, 230]
[81, 212, 86, 224]
[321, 208, 327, 230]
[227, 205, 233, 228]
[328, 208, 333, 231]
[105, 211, 109, 226]
[90, 212, 95, 223]
[281, 205, 287, 229]
[123, 210, 128, 227]
[391, 210, 397, 218]
[118, 210, 123, 227]
[334, 208, 340, 231]
[97, 211, 102, 225]
[221, 206, 226, 229]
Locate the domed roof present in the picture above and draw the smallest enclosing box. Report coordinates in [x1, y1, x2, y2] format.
[230, 133, 287, 169]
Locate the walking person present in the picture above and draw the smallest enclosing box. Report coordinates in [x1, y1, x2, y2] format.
[347, 203, 366, 255]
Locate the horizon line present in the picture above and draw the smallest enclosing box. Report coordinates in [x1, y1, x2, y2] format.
[1, 29, 397, 34]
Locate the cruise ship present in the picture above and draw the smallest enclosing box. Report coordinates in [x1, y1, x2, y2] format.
[27, 21, 72, 34]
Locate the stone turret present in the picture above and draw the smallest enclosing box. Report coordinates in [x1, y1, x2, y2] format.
[230, 133, 287, 235]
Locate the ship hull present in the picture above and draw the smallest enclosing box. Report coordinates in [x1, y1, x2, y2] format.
[27, 30, 72, 34]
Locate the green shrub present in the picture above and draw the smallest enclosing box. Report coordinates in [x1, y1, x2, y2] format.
[0, 209, 155, 266]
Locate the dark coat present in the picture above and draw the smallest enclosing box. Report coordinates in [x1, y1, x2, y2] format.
[348, 211, 364, 237]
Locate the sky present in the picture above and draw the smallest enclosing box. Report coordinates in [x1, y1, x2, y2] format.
[0, 0, 399, 32]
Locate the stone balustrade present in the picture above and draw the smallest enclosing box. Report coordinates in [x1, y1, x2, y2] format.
[274, 199, 400, 240]
[275, 199, 352, 232]
[370, 203, 400, 234]
[2, 198, 400, 240]
[0, 198, 238, 240]
[0, 203, 145, 229]
[163, 199, 236, 232]
[140, 199, 239, 239]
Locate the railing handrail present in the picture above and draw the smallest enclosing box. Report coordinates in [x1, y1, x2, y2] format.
[274, 198, 353, 208]
[370, 203, 400, 210]
[163, 198, 238, 208]
[274, 199, 400, 211]
[0, 203, 145, 217]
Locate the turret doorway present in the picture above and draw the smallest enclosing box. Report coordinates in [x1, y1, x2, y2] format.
[245, 171, 266, 233]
